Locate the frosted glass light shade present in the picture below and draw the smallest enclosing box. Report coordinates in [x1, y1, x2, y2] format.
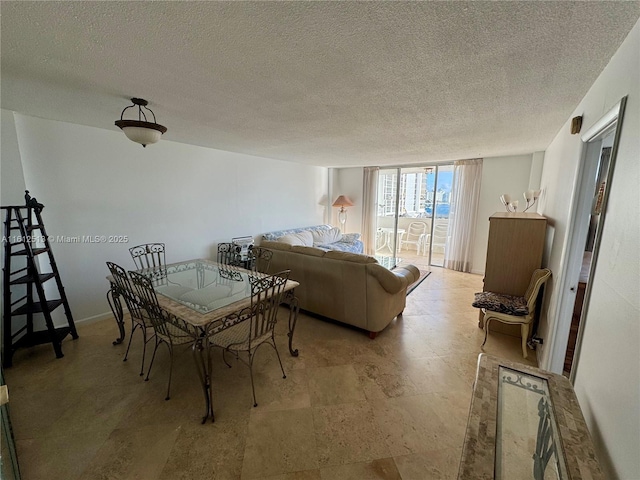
[115, 98, 167, 147]
[116, 121, 166, 147]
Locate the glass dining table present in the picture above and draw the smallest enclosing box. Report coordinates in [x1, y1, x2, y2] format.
[106, 258, 300, 423]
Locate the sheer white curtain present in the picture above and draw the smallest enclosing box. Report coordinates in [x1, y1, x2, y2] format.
[444, 159, 483, 272]
[361, 167, 379, 255]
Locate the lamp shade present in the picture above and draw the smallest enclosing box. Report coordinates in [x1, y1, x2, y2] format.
[117, 122, 166, 146]
[115, 98, 167, 147]
[332, 195, 354, 208]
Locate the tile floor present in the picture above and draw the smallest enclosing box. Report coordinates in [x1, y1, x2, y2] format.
[5, 267, 537, 480]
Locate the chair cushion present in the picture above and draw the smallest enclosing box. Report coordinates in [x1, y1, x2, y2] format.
[472, 292, 529, 316]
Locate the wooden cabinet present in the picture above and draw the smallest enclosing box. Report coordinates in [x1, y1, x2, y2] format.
[480, 212, 547, 333]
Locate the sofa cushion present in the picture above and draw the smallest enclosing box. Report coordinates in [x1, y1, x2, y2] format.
[260, 240, 291, 251]
[263, 225, 332, 241]
[262, 225, 364, 254]
[277, 230, 313, 246]
[291, 245, 327, 257]
[324, 250, 377, 264]
[312, 227, 343, 245]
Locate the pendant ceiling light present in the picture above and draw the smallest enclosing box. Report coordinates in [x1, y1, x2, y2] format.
[115, 98, 167, 147]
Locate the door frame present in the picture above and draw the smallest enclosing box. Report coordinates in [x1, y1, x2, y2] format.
[543, 97, 627, 376]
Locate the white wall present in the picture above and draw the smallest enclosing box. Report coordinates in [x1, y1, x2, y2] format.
[472, 154, 534, 274]
[1, 110, 29, 338]
[529, 151, 545, 190]
[537, 20, 639, 479]
[5, 113, 328, 322]
[1, 110, 27, 204]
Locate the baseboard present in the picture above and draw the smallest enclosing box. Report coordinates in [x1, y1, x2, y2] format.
[70, 309, 124, 327]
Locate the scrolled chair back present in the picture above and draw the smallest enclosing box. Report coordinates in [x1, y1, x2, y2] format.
[128, 270, 166, 329]
[129, 243, 167, 285]
[247, 246, 274, 273]
[129, 243, 166, 269]
[128, 270, 197, 344]
[249, 270, 290, 334]
[106, 261, 145, 320]
[217, 242, 242, 266]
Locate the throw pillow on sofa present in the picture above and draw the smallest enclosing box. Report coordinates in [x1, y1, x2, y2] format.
[277, 230, 314, 246]
[311, 227, 343, 245]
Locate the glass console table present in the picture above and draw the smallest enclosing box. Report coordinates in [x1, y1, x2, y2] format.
[458, 354, 604, 479]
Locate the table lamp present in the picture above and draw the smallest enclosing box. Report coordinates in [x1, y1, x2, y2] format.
[332, 195, 354, 230]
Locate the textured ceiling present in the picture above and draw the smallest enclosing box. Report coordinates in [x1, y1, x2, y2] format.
[2, 2, 639, 167]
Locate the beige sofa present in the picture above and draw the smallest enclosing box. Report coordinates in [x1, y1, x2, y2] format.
[260, 240, 420, 337]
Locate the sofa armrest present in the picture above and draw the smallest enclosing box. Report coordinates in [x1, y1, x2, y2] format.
[368, 264, 420, 294]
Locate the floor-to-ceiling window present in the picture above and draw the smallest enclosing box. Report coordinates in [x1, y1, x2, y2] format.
[375, 165, 453, 268]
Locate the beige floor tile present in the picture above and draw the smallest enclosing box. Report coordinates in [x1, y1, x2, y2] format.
[262, 470, 322, 480]
[8, 384, 87, 441]
[158, 420, 249, 479]
[402, 355, 473, 395]
[439, 352, 482, 386]
[393, 447, 462, 480]
[370, 394, 464, 456]
[248, 367, 311, 413]
[4, 268, 538, 479]
[49, 384, 141, 437]
[16, 430, 110, 480]
[78, 423, 180, 480]
[307, 365, 366, 406]
[352, 361, 419, 400]
[242, 408, 319, 478]
[312, 402, 390, 467]
[319, 458, 402, 480]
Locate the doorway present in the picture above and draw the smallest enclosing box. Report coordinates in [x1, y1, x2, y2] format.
[374, 165, 453, 269]
[563, 141, 613, 375]
[546, 97, 627, 378]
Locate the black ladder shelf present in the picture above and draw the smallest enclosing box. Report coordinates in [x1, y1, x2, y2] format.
[2, 191, 78, 367]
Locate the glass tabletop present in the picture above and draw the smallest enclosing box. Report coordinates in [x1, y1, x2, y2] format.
[375, 255, 401, 270]
[496, 366, 568, 480]
[149, 260, 253, 314]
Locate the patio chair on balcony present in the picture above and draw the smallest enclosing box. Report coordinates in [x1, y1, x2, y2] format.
[431, 223, 449, 255]
[399, 222, 428, 255]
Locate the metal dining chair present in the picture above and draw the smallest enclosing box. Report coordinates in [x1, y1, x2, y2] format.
[129, 243, 167, 285]
[217, 242, 242, 267]
[208, 270, 291, 407]
[129, 270, 198, 400]
[106, 262, 155, 376]
[247, 246, 273, 273]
